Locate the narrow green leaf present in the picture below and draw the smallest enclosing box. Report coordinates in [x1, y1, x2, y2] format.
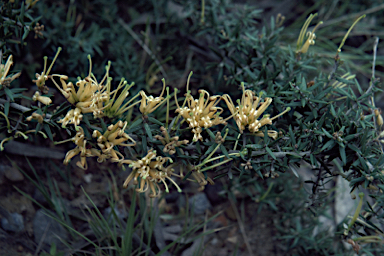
[144, 123, 153, 141]
[128, 117, 142, 130]
[320, 140, 335, 151]
[206, 129, 216, 140]
[4, 101, 9, 116]
[22, 27, 29, 40]
[4, 87, 14, 101]
[245, 144, 263, 150]
[44, 124, 54, 141]
[220, 144, 230, 159]
[265, 146, 276, 160]
[19, 2, 25, 26]
[322, 128, 333, 139]
[142, 136, 147, 152]
[148, 116, 164, 126]
[340, 145, 346, 165]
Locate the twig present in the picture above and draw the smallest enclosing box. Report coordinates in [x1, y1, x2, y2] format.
[325, 56, 340, 88]
[118, 18, 168, 80]
[2, 16, 31, 30]
[178, 51, 193, 88]
[0, 98, 52, 118]
[4, 141, 65, 159]
[228, 197, 253, 255]
[346, 37, 380, 117]
[320, 4, 384, 28]
[323, 0, 339, 22]
[372, 37, 379, 80]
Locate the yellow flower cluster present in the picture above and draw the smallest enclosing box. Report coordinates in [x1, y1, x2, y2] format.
[62, 121, 136, 169]
[92, 121, 136, 164]
[0, 55, 21, 87]
[63, 127, 99, 170]
[175, 89, 225, 141]
[51, 64, 108, 126]
[25, 52, 290, 198]
[174, 74, 227, 141]
[120, 149, 181, 197]
[139, 79, 167, 115]
[296, 13, 322, 55]
[222, 83, 290, 138]
[154, 126, 189, 155]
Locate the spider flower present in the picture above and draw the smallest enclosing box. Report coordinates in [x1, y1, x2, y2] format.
[296, 13, 322, 54]
[154, 126, 188, 155]
[101, 77, 140, 118]
[58, 107, 83, 127]
[140, 79, 167, 115]
[120, 150, 181, 197]
[92, 121, 136, 164]
[222, 83, 290, 138]
[63, 127, 100, 170]
[0, 55, 21, 87]
[175, 73, 226, 141]
[51, 56, 109, 126]
[33, 48, 61, 92]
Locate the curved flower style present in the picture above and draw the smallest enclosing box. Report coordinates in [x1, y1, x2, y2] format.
[140, 78, 167, 115]
[175, 74, 226, 141]
[63, 127, 100, 170]
[33, 48, 61, 93]
[101, 78, 140, 118]
[0, 55, 21, 87]
[92, 120, 136, 164]
[191, 170, 214, 191]
[58, 107, 83, 127]
[154, 126, 189, 155]
[120, 150, 181, 197]
[222, 83, 290, 138]
[51, 56, 110, 126]
[296, 13, 322, 54]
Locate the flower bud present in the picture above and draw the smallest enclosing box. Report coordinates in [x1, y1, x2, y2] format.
[33, 91, 52, 105]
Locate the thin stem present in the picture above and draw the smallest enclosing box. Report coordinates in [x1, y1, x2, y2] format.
[372, 37, 379, 79]
[46, 47, 62, 75]
[166, 86, 170, 129]
[200, 0, 205, 24]
[202, 152, 240, 164]
[199, 158, 233, 173]
[0, 111, 11, 132]
[337, 14, 366, 53]
[347, 192, 364, 232]
[197, 129, 229, 168]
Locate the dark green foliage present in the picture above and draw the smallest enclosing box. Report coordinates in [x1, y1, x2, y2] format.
[1, 0, 384, 255]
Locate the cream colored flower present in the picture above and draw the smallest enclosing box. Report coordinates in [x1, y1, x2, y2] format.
[154, 126, 188, 155]
[57, 107, 83, 127]
[63, 127, 100, 170]
[222, 83, 290, 138]
[101, 78, 140, 118]
[175, 85, 226, 141]
[33, 48, 61, 92]
[51, 56, 110, 125]
[0, 55, 21, 87]
[32, 91, 52, 105]
[120, 149, 181, 197]
[26, 112, 44, 123]
[92, 120, 136, 164]
[296, 13, 322, 54]
[139, 79, 167, 115]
